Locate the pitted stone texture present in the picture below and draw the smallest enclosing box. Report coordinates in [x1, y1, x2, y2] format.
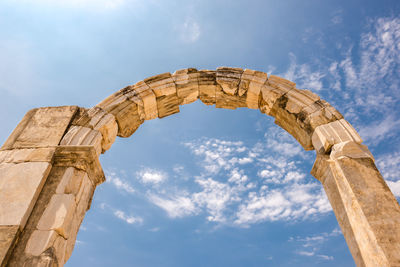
[25, 230, 66, 259]
[144, 73, 180, 118]
[330, 141, 374, 161]
[1, 106, 78, 150]
[56, 167, 85, 196]
[0, 162, 52, 227]
[60, 126, 102, 156]
[198, 70, 217, 105]
[312, 119, 362, 154]
[72, 107, 118, 152]
[268, 88, 343, 150]
[0, 148, 55, 164]
[215, 67, 247, 110]
[97, 94, 144, 138]
[238, 69, 268, 109]
[216, 67, 243, 95]
[311, 155, 400, 266]
[53, 146, 104, 187]
[172, 68, 199, 105]
[37, 194, 76, 239]
[0, 225, 19, 265]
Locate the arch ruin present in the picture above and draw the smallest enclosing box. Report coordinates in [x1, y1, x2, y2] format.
[0, 67, 399, 266]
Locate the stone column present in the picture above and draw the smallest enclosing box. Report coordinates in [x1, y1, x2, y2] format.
[312, 138, 400, 265]
[0, 107, 105, 266]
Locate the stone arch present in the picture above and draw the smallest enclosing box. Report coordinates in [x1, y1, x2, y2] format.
[0, 67, 399, 266]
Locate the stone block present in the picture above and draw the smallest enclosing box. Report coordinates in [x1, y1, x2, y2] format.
[0, 225, 19, 265]
[144, 73, 180, 118]
[73, 107, 118, 152]
[330, 141, 374, 161]
[56, 167, 85, 196]
[216, 67, 243, 96]
[1, 106, 78, 150]
[198, 70, 217, 105]
[215, 86, 247, 110]
[0, 148, 55, 164]
[268, 75, 296, 91]
[53, 146, 105, 186]
[312, 119, 362, 154]
[37, 194, 76, 239]
[125, 81, 158, 120]
[0, 162, 52, 227]
[172, 68, 199, 105]
[258, 82, 291, 115]
[238, 69, 268, 109]
[96, 94, 144, 138]
[60, 126, 102, 156]
[25, 230, 67, 265]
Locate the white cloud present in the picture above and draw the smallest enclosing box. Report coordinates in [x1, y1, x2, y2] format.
[291, 228, 340, 260]
[137, 168, 167, 184]
[177, 17, 201, 43]
[149, 194, 198, 218]
[283, 53, 325, 91]
[358, 116, 400, 144]
[106, 171, 135, 194]
[114, 209, 143, 224]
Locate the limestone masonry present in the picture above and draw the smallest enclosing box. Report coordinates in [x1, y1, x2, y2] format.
[0, 67, 399, 266]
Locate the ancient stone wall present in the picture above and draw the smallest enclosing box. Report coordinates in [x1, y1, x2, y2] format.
[0, 67, 399, 266]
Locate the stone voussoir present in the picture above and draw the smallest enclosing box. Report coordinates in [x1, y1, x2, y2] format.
[172, 68, 199, 105]
[312, 118, 362, 154]
[60, 126, 102, 157]
[239, 69, 268, 109]
[144, 72, 180, 118]
[198, 70, 217, 105]
[96, 93, 145, 138]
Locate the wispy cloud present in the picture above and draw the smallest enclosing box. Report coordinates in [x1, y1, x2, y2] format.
[105, 170, 135, 194]
[282, 53, 325, 91]
[376, 152, 400, 197]
[176, 17, 201, 43]
[290, 228, 341, 260]
[148, 193, 198, 218]
[114, 209, 143, 224]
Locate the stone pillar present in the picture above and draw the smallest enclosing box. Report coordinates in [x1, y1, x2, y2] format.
[6, 146, 104, 266]
[312, 141, 400, 266]
[0, 107, 105, 266]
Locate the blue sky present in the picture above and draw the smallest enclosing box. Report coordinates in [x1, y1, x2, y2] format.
[1, 0, 399, 266]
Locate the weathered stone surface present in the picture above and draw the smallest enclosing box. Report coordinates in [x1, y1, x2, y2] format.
[37, 194, 75, 238]
[330, 141, 374, 161]
[216, 67, 243, 96]
[96, 94, 144, 138]
[311, 154, 400, 266]
[0, 162, 52, 227]
[72, 107, 118, 152]
[25, 230, 67, 265]
[55, 167, 84, 196]
[1, 106, 78, 150]
[198, 70, 217, 105]
[258, 81, 292, 115]
[238, 69, 268, 109]
[0, 225, 19, 265]
[144, 73, 180, 118]
[2, 67, 400, 267]
[215, 86, 247, 110]
[172, 68, 199, 105]
[53, 146, 104, 186]
[60, 126, 102, 156]
[0, 148, 55, 164]
[128, 81, 158, 120]
[312, 119, 362, 154]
